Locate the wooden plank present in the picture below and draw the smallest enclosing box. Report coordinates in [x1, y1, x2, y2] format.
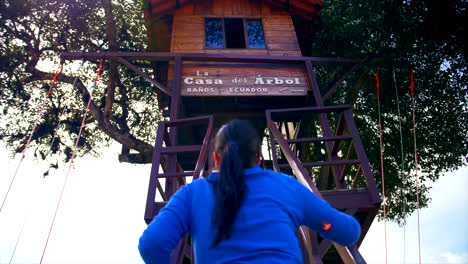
[213, 0, 223, 15]
[278, 160, 360, 168]
[180, 2, 195, 15]
[192, 115, 213, 180]
[267, 37, 299, 44]
[289, 6, 313, 20]
[173, 16, 204, 24]
[262, 18, 293, 24]
[173, 30, 204, 37]
[290, 0, 315, 14]
[250, 0, 262, 16]
[261, 1, 271, 16]
[172, 34, 204, 42]
[283, 135, 353, 144]
[232, 0, 242, 15]
[194, 0, 213, 15]
[62, 51, 363, 64]
[162, 145, 202, 154]
[268, 105, 350, 115]
[117, 57, 172, 95]
[172, 23, 204, 31]
[180, 65, 308, 96]
[173, 38, 204, 45]
[240, 0, 252, 16]
[172, 49, 205, 53]
[173, 42, 204, 51]
[265, 30, 297, 38]
[145, 123, 166, 224]
[151, 1, 174, 16]
[263, 23, 295, 31]
[180, 66, 307, 76]
[267, 43, 300, 51]
[321, 188, 375, 210]
[223, 0, 233, 16]
[204, 49, 269, 55]
[269, 50, 302, 56]
[159, 171, 194, 178]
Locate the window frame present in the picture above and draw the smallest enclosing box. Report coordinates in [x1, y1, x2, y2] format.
[204, 17, 267, 49]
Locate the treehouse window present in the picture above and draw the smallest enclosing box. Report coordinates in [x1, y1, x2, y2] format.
[205, 18, 266, 49]
[246, 19, 266, 48]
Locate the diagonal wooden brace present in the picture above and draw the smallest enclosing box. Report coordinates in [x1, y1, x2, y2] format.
[266, 111, 365, 264]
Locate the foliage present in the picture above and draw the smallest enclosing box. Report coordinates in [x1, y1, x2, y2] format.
[310, 0, 467, 222]
[0, 0, 161, 175]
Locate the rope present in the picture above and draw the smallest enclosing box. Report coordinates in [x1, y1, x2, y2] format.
[410, 68, 422, 264]
[393, 68, 407, 264]
[376, 67, 388, 264]
[46, 59, 86, 158]
[40, 59, 103, 264]
[7, 60, 87, 264]
[0, 60, 64, 213]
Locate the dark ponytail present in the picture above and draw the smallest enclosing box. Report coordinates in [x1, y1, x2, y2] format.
[210, 120, 260, 248]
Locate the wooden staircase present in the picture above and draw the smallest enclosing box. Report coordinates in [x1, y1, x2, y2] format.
[266, 105, 381, 263]
[144, 105, 381, 264]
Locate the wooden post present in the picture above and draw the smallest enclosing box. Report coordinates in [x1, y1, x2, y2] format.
[305, 60, 347, 189]
[343, 109, 381, 204]
[166, 55, 183, 198]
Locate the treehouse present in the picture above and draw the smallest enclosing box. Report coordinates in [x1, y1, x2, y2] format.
[141, 0, 382, 263]
[143, 0, 324, 118]
[64, 0, 382, 263]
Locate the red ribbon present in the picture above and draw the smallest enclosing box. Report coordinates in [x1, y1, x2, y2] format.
[410, 68, 414, 98]
[94, 59, 103, 82]
[376, 67, 380, 99]
[48, 61, 64, 95]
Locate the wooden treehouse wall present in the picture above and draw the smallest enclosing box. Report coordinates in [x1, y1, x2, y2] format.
[171, 0, 302, 56]
[164, 0, 311, 101]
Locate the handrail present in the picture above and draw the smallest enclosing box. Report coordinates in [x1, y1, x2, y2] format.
[266, 114, 361, 264]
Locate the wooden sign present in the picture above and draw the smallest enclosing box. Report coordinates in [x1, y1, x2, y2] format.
[180, 66, 308, 96]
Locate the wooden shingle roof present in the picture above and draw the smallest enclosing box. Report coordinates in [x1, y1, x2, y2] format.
[146, 0, 322, 20]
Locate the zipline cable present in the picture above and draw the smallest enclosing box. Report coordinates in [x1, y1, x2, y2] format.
[40, 59, 103, 264]
[9, 173, 44, 264]
[376, 67, 388, 264]
[410, 68, 422, 264]
[8, 60, 87, 263]
[393, 68, 407, 264]
[0, 61, 64, 213]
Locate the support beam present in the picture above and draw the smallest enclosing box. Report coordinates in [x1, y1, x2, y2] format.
[343, 110, 381, 205]
[116, 57, 172, 95]
[267, 116, 358, 264]
[305, 60, 347, 189]
[61, 51, 363, 65]
[322, 63, 362, 100]
[166, 55, 183, 198]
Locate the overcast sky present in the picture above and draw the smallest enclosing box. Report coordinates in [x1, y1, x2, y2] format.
[0, 142, 467, 264]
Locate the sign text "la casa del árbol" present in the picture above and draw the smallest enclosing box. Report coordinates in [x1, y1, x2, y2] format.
[180, 67, 309, 96]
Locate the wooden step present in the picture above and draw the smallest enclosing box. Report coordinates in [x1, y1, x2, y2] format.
[278, 159, 360, 168]
[161, 145, 202, 154]
[278, 135, 353, 144]
[158, 171, 194, 178]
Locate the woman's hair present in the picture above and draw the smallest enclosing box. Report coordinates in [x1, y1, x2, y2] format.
[210, 119, 261, 248]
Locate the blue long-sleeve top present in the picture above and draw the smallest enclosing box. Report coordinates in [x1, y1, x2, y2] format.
[139, 165, 361, 263]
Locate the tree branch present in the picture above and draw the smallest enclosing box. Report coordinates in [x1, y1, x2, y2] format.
[20, 69, 154, 162]
[102, 0, 119, 121]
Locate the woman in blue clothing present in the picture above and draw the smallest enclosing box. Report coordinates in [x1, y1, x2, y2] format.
[139, 120, 361, 263]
